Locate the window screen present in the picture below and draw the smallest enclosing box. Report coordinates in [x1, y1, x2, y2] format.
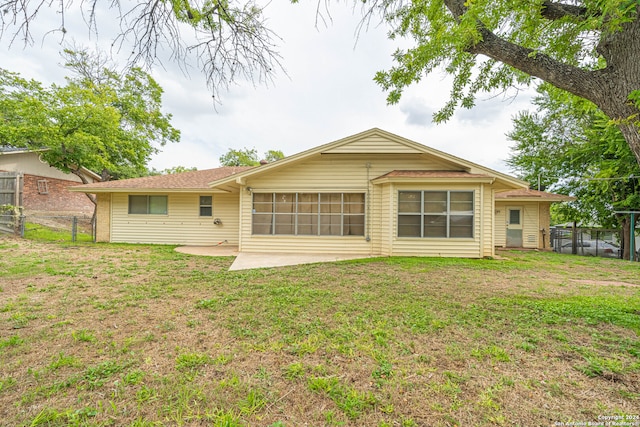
[398, 191, 474, 238]
[252, 193, 365, 236]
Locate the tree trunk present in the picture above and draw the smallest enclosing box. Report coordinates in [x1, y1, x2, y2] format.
[69, 167, 99, 226]
[443, 0, 640, 166]
[621, 216, 631, 260]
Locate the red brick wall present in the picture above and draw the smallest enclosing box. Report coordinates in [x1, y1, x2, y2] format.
[22, 173, 95, 215]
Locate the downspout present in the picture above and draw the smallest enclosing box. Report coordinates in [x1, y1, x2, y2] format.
[108, 193, 113, 243]
[479, 184, 484, 257]
[238, 186, 246, 252]
[365, 162, 371, 243]
[389, 182, 394, 256]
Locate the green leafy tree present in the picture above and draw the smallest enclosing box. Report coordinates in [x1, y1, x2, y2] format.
[7, 0, 640, 169]
[264, 149, 285, 163]
[146, 166, 199, 176]
[160, 166, 198, 175]
[0, 48, 180, 197]
[219, 148, 260, 166]
[508, 84, 640, 258]
[219, 148, 284, 166]
[372, 0, 640, 166]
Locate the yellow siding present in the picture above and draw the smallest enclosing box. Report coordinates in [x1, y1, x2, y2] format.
[522, 203, 540, 249]
[110, 192, 240, 245]
[539, 203, 552, 250]
[246, 154, 459, 191]
[323, 136, 424, 154]
[239, 154, 464, 255]
[481, 184, 495, 257]
[388, 183, 484, 258]
[390, 240, 482, 257]
[494, 202, 507, 247]
[95, 193, 111, 242]
[239, 235, 373, 254]
[378, 183, 393, 256]
[494, 201, 546, 249]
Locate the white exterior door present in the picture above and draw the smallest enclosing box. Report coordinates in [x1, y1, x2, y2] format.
[506, 207, 523, 247]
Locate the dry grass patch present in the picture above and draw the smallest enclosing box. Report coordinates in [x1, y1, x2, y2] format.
[1, 237, 639, 426]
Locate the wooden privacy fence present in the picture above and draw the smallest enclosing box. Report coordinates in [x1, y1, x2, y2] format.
[0, 171, 23, 233]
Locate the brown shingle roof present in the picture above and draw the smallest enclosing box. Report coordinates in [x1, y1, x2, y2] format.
[495, 188, 574, 201]
[71, 166, 254, 191]
[375, 170, 493, 179]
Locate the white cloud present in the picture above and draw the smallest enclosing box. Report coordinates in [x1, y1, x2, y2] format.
[400, 98, 436, 127]
[0, 1, 537, 175]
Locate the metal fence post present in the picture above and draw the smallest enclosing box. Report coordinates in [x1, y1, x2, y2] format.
[19, 215, 25, 237]
[631, 212, 636, 262]
[72, 216, 78, 242]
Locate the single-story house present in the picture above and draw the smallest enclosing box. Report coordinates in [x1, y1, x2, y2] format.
[70, 128, 573, 258]
[0, 147, 100, 215]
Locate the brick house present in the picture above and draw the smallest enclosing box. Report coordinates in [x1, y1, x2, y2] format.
[0, 148, 100, 216]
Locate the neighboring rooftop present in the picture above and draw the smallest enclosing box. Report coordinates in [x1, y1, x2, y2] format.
[0, 146, 34, 153]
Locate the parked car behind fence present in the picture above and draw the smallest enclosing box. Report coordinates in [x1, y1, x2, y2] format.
[558, 240, 621, 258]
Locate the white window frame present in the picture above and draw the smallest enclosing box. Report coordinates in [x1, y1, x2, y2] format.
[397, 190, 474, 238]
[128, 195, 168, 215]
[252, 192, 365, 236]
[37, 179, 49, 195]
[199, 195, 213, 217]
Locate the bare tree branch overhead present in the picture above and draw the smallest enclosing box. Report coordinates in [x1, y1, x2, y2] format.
[0, 0, 284, 101]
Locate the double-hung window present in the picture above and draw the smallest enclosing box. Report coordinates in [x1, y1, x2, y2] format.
[252, 193, 365, 236]
[128, 195, 168, 215]
[398, 191, 474, 238]
[199, 196, 213, 217]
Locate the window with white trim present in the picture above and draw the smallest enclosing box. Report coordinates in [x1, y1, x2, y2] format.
[252, 193, 365, 236]
[128, 195, 168, 215]
[199, 196, 213, 216]
[37, 179, 49, 194]
[398, 191, 474, 238]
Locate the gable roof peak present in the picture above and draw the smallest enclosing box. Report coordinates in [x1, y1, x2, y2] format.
[207, 128, 529, 189]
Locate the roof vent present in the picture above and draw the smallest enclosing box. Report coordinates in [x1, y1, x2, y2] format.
[259, 160, 268, 165]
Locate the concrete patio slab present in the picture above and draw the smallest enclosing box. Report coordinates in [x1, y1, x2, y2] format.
[229, 252, 373, 271]
[175, 245, 372, 270]
[175, 245, 239, 257]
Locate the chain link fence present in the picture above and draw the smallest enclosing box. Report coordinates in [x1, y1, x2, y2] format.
[551, 226, 628, 259]
[9, 214, 95, 242]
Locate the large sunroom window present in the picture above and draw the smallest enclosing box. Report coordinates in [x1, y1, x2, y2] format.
[398, 191, 474, 238]
[252, 193, 365, 236]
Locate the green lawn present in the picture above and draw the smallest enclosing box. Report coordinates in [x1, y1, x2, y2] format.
[22, 221, 93, 243]
[0, 237, 639, 426]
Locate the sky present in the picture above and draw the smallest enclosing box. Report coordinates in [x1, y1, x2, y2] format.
[0, 1, 537, 175]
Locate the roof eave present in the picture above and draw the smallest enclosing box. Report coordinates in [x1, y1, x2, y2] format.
[208, 128, 529, 189]
[495, 196, 575, 202]
[68, 187, 227, 194]
[371, 177, 496, 185]
[79, 167, 103, 182]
